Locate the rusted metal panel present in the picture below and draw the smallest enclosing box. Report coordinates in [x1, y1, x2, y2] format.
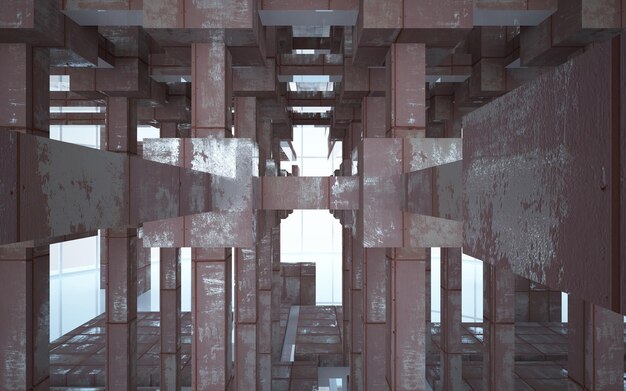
[0, 44, 49, 135]
[361, 97, 386, 138]
[439, 248, 463, 390]
[257, 353, 271, 391]
[0, 132, 18, 245]
[189, 211, 255, 248]
[343, 58, 369, 99]
[236, 248, 257, 323]
[130, 157, 180, 223]
[621, 33, 626, 315]
[192, 254, 232, 390]
[184, 0, 253, 29]
[262, 176, 329, 210]
[106, 229, 137, 324]
[19, 134, 129, 244]
[482, 263, 515, 390]
[359, 138, 403, 248]
[233, 60, 276, 98]
[552, 0, 622, 46]
[105, 95, 136, 153]
[363, 323, 387, 390]
[405, 169, 432, 215]
[106, 321, 137, 390]
[463, 39, 615, 307]
[0, 0, 64, 45]
[387, 43, 426, 132]
[97, 58, 150, 98]
[257, 234, 272, 291]
[191, 42, 230, 135]
[403, 137, 462, 173]
[403, 0, 473, 28]
[403, 213, 462, 248]
[0, 249, 49, 391]
[482, 322, 514, 391]
[330, 176, 359, 210]
[390, 259, 426, 391]
[363, 249, 386, 323]
[142, 0, 184, 28]
[568, 297, 625, 390]
[433, 161, 462, 220]
[235, 324, 257, 391]
[234, 97, 257, 140]
[361, 0, 402, 29]
[50, 18, 100, 67]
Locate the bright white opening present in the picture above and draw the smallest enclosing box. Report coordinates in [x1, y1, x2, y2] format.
[50, 75, 70, 91]
[50, 106, 103, 113]
[430, 248, 484, 323]
[50, 124, 102, 149]
[137, 125, 160, 142]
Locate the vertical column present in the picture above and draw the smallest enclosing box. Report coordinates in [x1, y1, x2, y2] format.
[350, 235, 364, 391]
[362, 248, 388, 390]
[257, 235, 272, 391]
[568, 297, 624, 390]
[271, 226, 282, 363]
[160, 122, 178, 138]
[0, 246, 49, 391]
[191, 42, 232, 138]
[105, 228, 138, 391]
[234, 97, 257, 140]
[482, 263, 515, 391]
[515, 276, 562, 322]
[342, 227, 352, 367]
[385, 42, 427, 390]
[160, 248, 181, 391]
[0, 44, 49, 136]
[0, 46, 51, 389]
[425, 248, 432, 353]
[439, 248, 463, 390]
[106, 97, 138, 155]
[105, 93, 138, 391]
[386, 43, 426, 138]
[192, 248, 233, 390]
[387, 248, 426, 391]
[136, 237, 151, 296]
[235, 248, 257, 390]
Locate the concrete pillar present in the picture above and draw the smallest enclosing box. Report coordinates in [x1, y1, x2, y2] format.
[0, 247, 49, 391]
[191, 42, 232, 138]
[482, 263, 515, 391]
[192, 248, 233, 390]
[160, 248, 181, 391]
[568, 297, 625, 390]
[0, 44, 49, 136]
[439, 248, 463, 390]
[105, 228, 138, 391]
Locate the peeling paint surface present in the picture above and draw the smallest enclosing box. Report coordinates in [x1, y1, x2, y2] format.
[463, 39, 614, 307]
[29, 136, 127, 240]
[404, 137, 462, 172]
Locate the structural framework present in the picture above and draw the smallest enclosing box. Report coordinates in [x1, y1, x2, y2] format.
[0, 0, 625, 390]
